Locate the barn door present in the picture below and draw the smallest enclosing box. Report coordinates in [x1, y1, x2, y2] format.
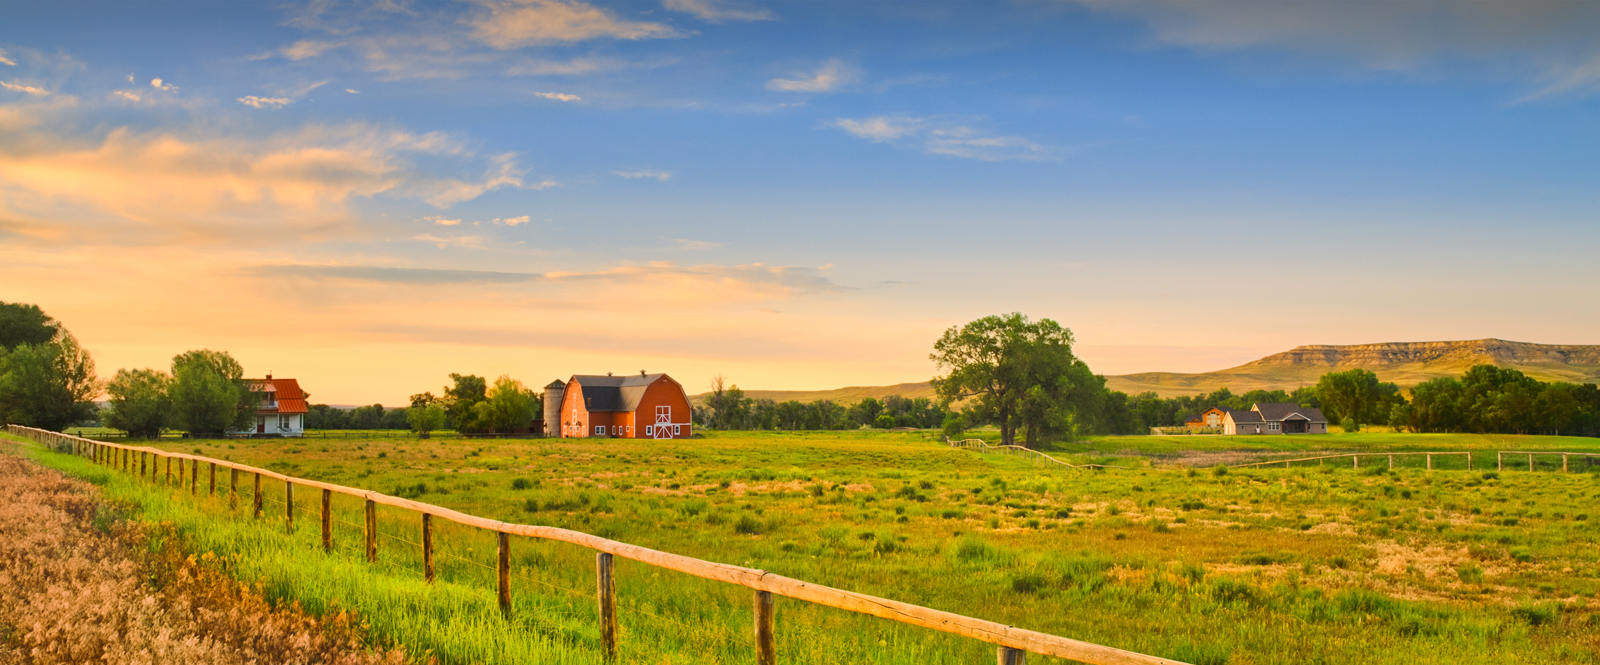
[654, 406, 672, 439]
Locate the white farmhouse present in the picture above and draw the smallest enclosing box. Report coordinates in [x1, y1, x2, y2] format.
[241, 374, 308, 437]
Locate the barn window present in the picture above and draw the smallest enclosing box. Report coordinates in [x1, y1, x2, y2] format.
[673, 425, 681, 435]
[645, 425, 653, 436]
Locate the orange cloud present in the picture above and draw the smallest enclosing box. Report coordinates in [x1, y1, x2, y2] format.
[0, 118, 525, 244]
[469, 0, 684, 49]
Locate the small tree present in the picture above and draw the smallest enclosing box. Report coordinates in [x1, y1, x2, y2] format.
[0, 331, 101, 431]
[473, 375, 538, 434]
[103, 368, 172, 438]
[169, 349, 254, 434]
[874, 413, 897, 429]
[1340, 416, 1360, 433]
[407, 403, 447, 438]
[941, 411, 967, 439]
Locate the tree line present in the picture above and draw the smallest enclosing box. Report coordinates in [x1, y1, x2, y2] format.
[928, 313, 1600, 447]
[692, 376, 951, 431]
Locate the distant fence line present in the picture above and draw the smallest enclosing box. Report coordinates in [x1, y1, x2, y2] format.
[6, 425, 1185, 665]
[944, 437, 1133, 470]
[1148, 427, 1224, 436]
[66, 429, 549, 442]
[1228, 450, 1600, 472]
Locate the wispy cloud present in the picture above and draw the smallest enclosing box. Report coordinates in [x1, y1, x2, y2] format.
[614, 169, 671, 181]
[412, 233, 491, 249]
[237, 81, 329, 110]
[0, 49, 16, 67]
[258, 261, 851, 298]
[506, 56, 623, 76]
[669, 238, 721, 250]
[662, 0, 774, 23]
[247, 264, 537, 284]
[346, 88, 360, 94]
[424, 216, 462, 226]
[149, 78, 177, 92]
[1, 81, 49, 97]
[1074, 0, 1600, 101]
[238, 96, 293, 109]
[829, 116, 1056, 162]
[111, 90, 141, 102]
[494, 215, 531, 225]
[533, 91, 582, 102]
[766, 59, 855, 93]
[468, 0, 685, 49]
[281, 39, 343, 61]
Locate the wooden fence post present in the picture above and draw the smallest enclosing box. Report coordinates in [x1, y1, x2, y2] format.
[1563, 454, 1569, 473]
[191, 459, 198, 494]
[364, 499, 377, 563]
[754, 589, 776, 665]
[253, 473, 263, 518]
[1388, 455, 1393, 470]
[1529, 454, 1534, 472]
[998, 646, 1027, 664]
[1497, 452, 1503, 472]
[322, 489, 332, 552]
[1466, 452, 1471, 470]
[597, 552, 616, 661]
[1353, 455, 1358, 469]
[497, 532, 512, 617]
[285, 481, 295, 534]
[209, 463, 216, 495]
[230, 469, 238, 509]
[422, 514, 434, 583]
[178, 455, 185, 486]
[1427, 454, 1432, 471]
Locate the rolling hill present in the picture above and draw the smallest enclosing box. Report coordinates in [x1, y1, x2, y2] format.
[1104, 339, 1600, 397]
[694, 339, 1600, 403]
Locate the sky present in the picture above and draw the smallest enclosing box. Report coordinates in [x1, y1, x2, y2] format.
[3, 1, 1599, 405]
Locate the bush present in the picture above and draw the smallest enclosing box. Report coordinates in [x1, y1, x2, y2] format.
[733, 514, 762, 535]
[1511, 603, 1557, 626]
[1341, 417, 1360, 433]
[1211, 465, 1228, 477]
[510, 478, 532, 490]
[1011, 574, 1045, 594]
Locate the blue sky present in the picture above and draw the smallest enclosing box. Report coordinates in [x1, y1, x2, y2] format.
[3, 1, 1599, 403]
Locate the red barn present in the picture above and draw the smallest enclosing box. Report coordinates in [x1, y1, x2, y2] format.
[554, 372, 693, 439]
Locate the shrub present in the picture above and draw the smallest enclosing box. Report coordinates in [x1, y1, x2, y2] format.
[511, 477, 532, 490]
[1511, 603, 1557, 626]
[733, 514, 762, 535]
[1011, 574, 1046, 594]
[1211, 465, 1228, 477]
[1341, 417, 1359, 433]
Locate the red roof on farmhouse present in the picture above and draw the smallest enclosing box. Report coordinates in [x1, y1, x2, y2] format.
[246, 377, 308, 413]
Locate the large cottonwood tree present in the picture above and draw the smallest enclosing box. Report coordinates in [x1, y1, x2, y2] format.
[930, 313, 1091, 448]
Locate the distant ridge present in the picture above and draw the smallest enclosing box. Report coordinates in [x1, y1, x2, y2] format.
[697, 339, 1600, 403]
[690, 382, 935, 406]
[1104, 339, 1600, 397]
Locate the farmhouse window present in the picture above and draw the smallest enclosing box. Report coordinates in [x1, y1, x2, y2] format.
[594, 426, 603, 435]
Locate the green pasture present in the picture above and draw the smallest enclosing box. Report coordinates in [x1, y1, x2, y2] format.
[9, 429, 1600, 664]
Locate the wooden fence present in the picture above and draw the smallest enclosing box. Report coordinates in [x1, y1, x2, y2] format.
[944, 437, 1131, 470]
[7, 425, 1185, 665]
[1228, 450, 1600, 472]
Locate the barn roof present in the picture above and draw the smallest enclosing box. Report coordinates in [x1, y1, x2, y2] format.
[571, 373, 670, 412]
[1253, 403, 1327, 423]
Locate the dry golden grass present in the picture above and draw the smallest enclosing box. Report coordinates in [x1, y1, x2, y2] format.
[0, 451, 407, 665]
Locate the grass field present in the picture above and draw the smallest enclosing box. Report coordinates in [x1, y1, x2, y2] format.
[12, 429, 1600, 664]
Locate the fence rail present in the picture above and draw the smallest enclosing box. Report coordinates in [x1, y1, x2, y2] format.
[945, 437, 1132, 470]
[6, 424, 1183, 665]
[1228, 449, 1600, 472]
